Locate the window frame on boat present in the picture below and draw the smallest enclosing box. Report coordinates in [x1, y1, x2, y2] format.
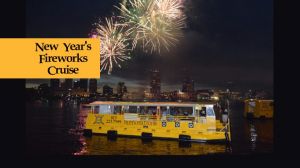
[88, 102, 216, 120]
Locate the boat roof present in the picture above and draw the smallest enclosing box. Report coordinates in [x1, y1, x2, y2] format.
[245, 99, 273, 102]
[86, 101, 215, 107]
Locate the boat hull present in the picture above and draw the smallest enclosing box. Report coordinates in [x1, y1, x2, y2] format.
[84, 114, 230, 142]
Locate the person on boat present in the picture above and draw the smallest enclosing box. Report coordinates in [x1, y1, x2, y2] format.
[168, 108, 175, 121]
[162, 109, 168, 116]
[161, 109, 168, 120]
[222, 108, 229, 124]
[170, 109, 175, 116]
[200, 108, 206, 117]
[152, 110, 157, 116]
[140, 108, 146, 115]
[151, 109, 158, 119]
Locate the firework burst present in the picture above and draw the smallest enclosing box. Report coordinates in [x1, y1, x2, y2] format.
[93, 17, 131, 75]
[155, 0, 185, 20]
[90, 0, 186, 74]
[117, 0, 186, 53]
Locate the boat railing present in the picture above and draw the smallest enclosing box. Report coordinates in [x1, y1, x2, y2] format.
[165, 115, 195, 122]
[122, 114, 196, 121]
[138, 114, 159, 120]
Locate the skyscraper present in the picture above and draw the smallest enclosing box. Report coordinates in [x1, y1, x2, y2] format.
[79, 79, 88, 91]
[50, 79, 60, 91]
[73, 80, 80, 89]
[65, 79, 73, 90]
[117, 82, 127, 96]
[89, 79, 98, 93]
[182, 76, 194, 93]
[150, 69, 161, 99]
[103, 85, 113, 96]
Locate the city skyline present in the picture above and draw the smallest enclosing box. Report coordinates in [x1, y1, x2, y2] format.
[25, 73, 271, 94]
[26, 0, 273, 93]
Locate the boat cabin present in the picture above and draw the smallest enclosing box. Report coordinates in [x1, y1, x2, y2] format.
[87, 101, 216, 122]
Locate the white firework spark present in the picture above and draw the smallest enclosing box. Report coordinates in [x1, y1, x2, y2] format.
[116, 0, 186, 53]
[94, 17, 131, 75]
[155, 0, 185, 20]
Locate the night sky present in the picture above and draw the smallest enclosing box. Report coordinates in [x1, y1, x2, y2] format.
[26, 0, 273, 93]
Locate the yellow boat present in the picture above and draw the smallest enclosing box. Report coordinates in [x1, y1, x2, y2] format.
[83, 101, 231, 143]
[244, 99, 274, 119]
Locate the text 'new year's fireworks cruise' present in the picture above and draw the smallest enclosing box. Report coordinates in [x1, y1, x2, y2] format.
[0, 38, 100, 79]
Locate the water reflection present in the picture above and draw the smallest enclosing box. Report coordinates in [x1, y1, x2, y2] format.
[249, 122, 257, 151]
[75, 135, 228, 155]
[243, 119, 273, 153]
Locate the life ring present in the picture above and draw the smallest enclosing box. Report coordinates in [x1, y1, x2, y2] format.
[188, 122, 194, 128]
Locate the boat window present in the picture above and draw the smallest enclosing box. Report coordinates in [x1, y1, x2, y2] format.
[123, 105, 129, 113]
[99, 105, 112, 114]
[113, 106, 122, 114]
[170, 107, 193, 116]
[138, 106, 147, 115]
[206, 106, 215, 116]
[147, 106, 158, 115]
[200, 107, 206, 117]
[128, 106, 138, 113]
[160, 106, 169, 116]
[93, 106, 100, 114]
[137, 106, 157, 115]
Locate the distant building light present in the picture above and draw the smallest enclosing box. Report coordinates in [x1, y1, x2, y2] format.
[211, 96, 219, 100]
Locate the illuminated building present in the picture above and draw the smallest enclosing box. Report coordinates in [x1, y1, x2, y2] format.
[103, 85, 113, 96]
[123, 92, 144, 101]
[73, 80, 80, 89]
[65, 79, 73, 90]
[177, 90, 189, 101]
[60, 82, 66, 90]
[79, 79, 88, 92]
[117, 82, 127, 97]
[182, 76, 194, 93]
[144, 91, 155, 100]
[150, 69, 161, 99]
[89, 79, 98, 93]
[231, 91, 241, 100]
[70, 89, 90, 97]
[196, 89, 214, 101]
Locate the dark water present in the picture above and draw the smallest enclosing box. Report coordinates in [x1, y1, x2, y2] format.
[26, 100, 273, 155]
